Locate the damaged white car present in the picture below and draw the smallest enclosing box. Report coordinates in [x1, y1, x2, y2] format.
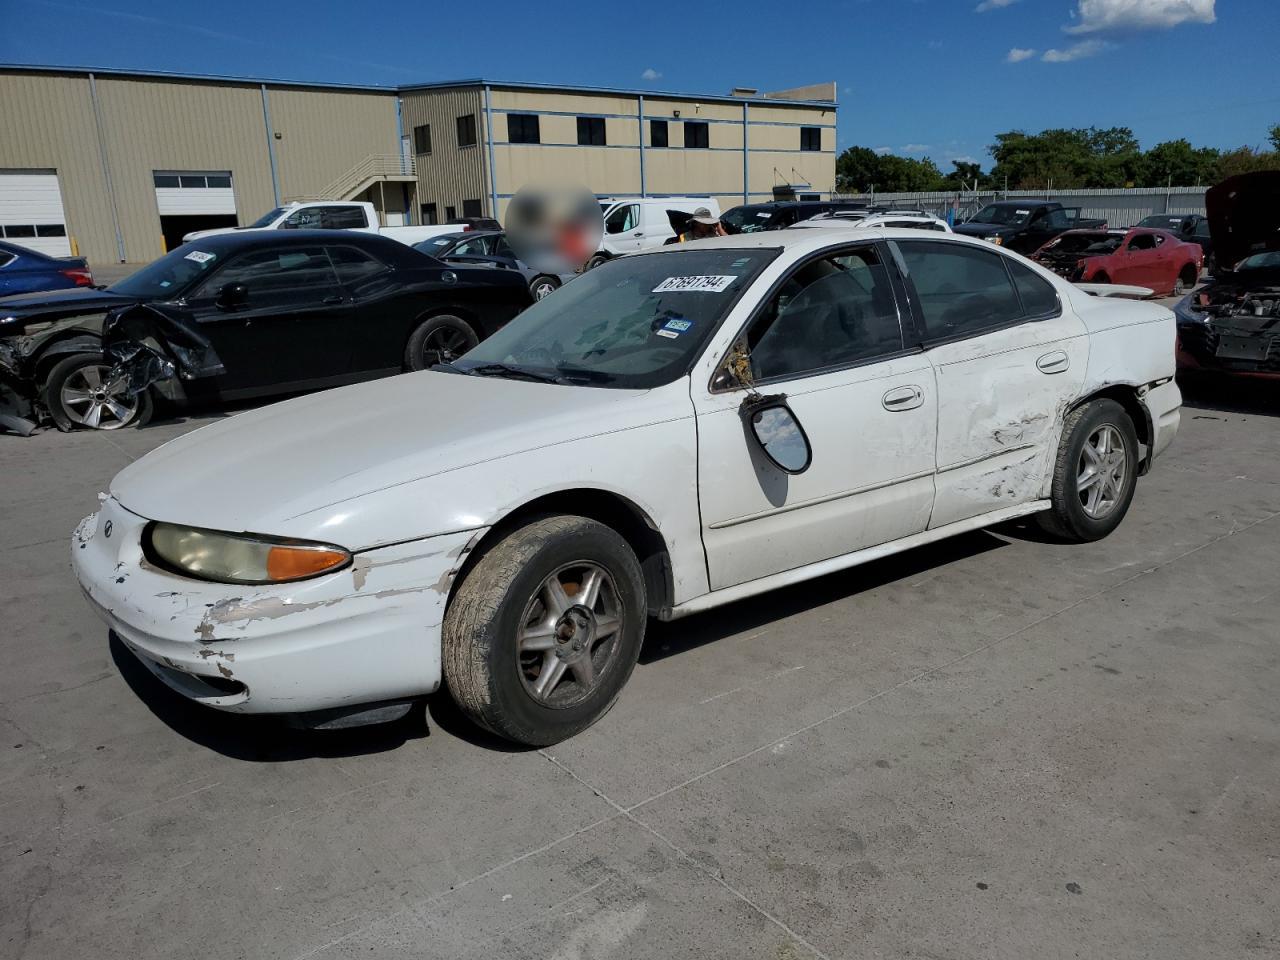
[73, 230, 1181, 745]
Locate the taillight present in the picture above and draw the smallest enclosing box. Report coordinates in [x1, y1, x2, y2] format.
[59, 267, 94, 287]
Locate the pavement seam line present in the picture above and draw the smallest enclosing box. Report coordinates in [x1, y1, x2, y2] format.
[624, 507, 1280, 815]
[540, 750, 833, 960]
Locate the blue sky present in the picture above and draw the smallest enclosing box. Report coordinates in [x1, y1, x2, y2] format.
[3, 0, 1277, 171]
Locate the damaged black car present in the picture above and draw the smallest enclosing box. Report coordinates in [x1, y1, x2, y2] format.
[0, 231, 532, 431]
[1175, 172, 1280, 379]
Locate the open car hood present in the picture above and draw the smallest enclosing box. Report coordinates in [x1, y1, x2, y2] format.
[1206, 171, 1280, 270]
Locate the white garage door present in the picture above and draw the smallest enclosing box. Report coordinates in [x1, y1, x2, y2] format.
[153, 172, 237, 215]
[0, 170, 72, 257]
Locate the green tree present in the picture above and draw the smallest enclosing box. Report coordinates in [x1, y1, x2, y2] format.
[942, 161, 984, 190]
[1269, 124, 1280, 152]
[835, 146, 881, 193]
[1140, 139, 1221, 187]
[1215, 145, 1280, 180]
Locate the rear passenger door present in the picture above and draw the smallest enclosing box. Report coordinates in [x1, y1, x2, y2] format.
[891, 239, 1087, 528]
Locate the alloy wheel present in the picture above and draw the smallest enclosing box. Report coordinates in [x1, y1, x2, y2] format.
[1077, 423, 1127, 519]
[59, 363, 140, 430]
[532, 279, 558, 300]
[517, 561, 624, 707]
[421, 325, 471, 365]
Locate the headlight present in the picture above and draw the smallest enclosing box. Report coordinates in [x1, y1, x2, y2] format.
[985, 235, 1004, 246]
[146, 522, 351, 584]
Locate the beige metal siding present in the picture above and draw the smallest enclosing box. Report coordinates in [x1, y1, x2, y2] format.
[94, 76, 274, 262]
[400, 88, 488, 219]
[268, 87, 400, 199]
[0, 72, 118, 262]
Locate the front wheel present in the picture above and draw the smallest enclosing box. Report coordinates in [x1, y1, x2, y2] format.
[443, 515, 646, 745]
[42, 353, 152, 431]
[404, 314, 479, 371]
[1036, 399, 1139, 542]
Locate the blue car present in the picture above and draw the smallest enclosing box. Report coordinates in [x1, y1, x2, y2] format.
[0, 240, 94, 297]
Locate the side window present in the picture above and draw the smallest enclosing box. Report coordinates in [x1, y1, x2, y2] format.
[683, 121, 709, 149]
[896, 241, 1023, 341]
[456, 114, 477, 148]
[605, 204, 639, 234]
[281, 207, 322, 229]
[192, 247, 339, 301]
[0, 252, 15, 268]
[320, 206, 369, 229]
[743, 246, 904, 382]
[1042, 209, 1068, 230]
[451, 236, 491, 257]
[1008, 259, 1061, 317]
[1128, 233, 1157, 252]
[800, 127, 822, 152]
[326, 246, 388, 284]
[493, 236, 516, 258]
[413, 124, 432, 155]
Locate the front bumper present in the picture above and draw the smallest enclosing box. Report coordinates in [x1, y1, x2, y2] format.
[71, 496, 485, 714]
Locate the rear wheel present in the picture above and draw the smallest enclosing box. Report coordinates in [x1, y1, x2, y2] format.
[1092, 271, 1111, 284]
[443, 515, 646, 745]
[585, 253, 609, 271]
[529, 275, 560, 300]
[1036, 399, 1139, 542]
[1174, 265, 1197, 296]
[405, 314, 479, 371]
[42, 353, 151, 431]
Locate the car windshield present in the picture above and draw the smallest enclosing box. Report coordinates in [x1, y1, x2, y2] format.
[721, 206, 779, 234]
[451, 247, 778, 389]
[1237, 251, 1280, 272]
[108, 245, 222, 299]
[1049, 232, 1122, 255]
[1137, 215, 1183, 229]
[414, 233, 465, 255]
[246, 207, 289, 229]
[967, 205, 1032, 226]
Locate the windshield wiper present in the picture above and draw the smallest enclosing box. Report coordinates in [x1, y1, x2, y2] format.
[465, 363, 562, 384]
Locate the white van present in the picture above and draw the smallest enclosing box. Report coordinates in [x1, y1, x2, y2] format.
[590, 197, 722, 267]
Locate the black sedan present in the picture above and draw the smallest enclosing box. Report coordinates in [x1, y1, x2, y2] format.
[0, 231, 531, 430]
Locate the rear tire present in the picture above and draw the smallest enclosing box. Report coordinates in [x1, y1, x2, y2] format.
[529, 275, 560, 300]
[443, 515, 646, 746]
[1036, 399, 1139, 542]
[42, 353, 152, 432]
[405, 314, 479, 371]
[1174, 265, 1197, 296]
[585, 253, 609, 271]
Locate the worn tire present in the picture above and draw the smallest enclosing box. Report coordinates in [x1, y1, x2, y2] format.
[404, 314, 479, 371]
[443, 515, 646, 746]
[1036, 399, 1139, 542]
[42, 352, 152, 432]
[529, 275, 560, 300]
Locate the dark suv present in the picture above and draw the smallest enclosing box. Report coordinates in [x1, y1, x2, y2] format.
[721, 201, 867, 234]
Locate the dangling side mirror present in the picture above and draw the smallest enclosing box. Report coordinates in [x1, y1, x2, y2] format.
[740, 395, 812, 474]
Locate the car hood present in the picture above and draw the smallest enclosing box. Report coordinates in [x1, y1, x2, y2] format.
[953, 222, 1012, 238]
[1206, 171, 1280, 269]
[0, 286, 132, 319]
[109, 371, 671, 541]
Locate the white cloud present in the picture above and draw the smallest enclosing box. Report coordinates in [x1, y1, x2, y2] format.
[976, 0, 1019, 10]
[1006, 47, 1037, 62]
[900, 143, 931, 153]
[927, 39, 944, 49]
[947, 155, 980, 165]
[640, 68, 662, 81]
[1065, 0, 1215, 34]
[873, 146, 893, 156]
[1042, 38, 1110, 61]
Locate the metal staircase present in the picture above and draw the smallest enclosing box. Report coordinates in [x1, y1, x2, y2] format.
[287, 154, 416, 203]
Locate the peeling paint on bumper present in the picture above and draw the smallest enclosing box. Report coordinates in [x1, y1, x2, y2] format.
[71, 496, 486, 714]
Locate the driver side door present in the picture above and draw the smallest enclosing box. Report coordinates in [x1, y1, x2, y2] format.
[603, 203, 643, 253]
[693, 241, 938, 589]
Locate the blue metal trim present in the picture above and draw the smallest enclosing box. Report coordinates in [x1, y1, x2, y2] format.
[742, 102, 749, 205]
[494, 142, 640, 150]
[2, 62, 395, 92]
[483, 85, 498, 218]
[399, 77, 838, 109]
[637, 94, 646, 198]
[260, 84, 281, 206]
[87, 72, 126, 262]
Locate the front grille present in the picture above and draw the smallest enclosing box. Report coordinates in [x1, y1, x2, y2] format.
[1179, 323, 1280, 372]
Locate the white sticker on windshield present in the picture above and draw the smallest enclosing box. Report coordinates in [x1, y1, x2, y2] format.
[653, 275, 736, 293]
[184, 250, 215, 263]
[1015, 209, 1030, 216]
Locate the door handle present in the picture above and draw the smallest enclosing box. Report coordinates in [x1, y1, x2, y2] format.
[633, 231, 643, 237]
[1037, 350, 1070, 374]
[882, 385, 924, 411]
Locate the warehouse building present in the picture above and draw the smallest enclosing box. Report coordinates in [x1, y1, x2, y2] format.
[0, 65, 836, 264]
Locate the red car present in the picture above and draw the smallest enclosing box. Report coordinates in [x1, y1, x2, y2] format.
[1033, 226, 1202, 296]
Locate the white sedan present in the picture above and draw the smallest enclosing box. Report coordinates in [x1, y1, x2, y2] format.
[72, 229, 1181, 745]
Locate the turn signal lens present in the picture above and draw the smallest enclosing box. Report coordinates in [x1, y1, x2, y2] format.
[147, 522, 351, 584]
[266, 545, 350, 581]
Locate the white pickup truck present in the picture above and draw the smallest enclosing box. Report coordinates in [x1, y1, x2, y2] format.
[182, 201, 459, 247]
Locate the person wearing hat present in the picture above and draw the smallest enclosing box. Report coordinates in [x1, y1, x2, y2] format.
[679, 207, 727, 242]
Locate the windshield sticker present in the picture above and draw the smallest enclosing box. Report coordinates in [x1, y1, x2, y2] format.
[159, 280, 171, 288]
[730, 257, 751, 268]
[1015, 209, 1030, 216]
[755, 211, 771, 218]
[653, 275, 736, 293]
[664, 318, 692, 333]
[655, 329, 680, 339]
[184, 250, 215, 264]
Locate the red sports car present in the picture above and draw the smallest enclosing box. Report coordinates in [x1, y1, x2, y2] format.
[1033, 226, 1202, 296]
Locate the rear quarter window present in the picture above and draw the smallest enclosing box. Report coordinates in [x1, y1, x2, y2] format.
[896, 240, 1024, 341]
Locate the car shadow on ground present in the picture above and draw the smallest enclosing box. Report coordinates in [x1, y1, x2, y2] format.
[1178, 374, 1280, 419]
[109, 632, 432, 761]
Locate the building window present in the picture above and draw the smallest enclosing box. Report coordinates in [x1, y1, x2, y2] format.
[683, 121, 709, 149]
[650, 119, 668, 147]
[421, 202, 438, 225]
[153, 172, 232, 189]
[507, 114, 540, 144]
[414, 124, 432, 155]
[446, 205, 457, 221]
[462, 198, 483, 218]
[456, 114, 477, 148]
[800, 126, 822, 152]
[576, 116, 606, 146]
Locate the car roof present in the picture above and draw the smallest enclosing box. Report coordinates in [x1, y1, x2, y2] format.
[647, 227, 1003, 257]
[0, 239, 54, 259]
